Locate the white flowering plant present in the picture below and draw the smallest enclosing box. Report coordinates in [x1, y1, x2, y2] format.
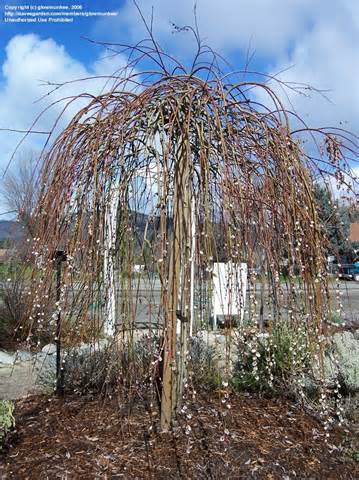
[233, 322, 310, 394]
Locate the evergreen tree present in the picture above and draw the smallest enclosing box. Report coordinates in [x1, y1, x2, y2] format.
[314, 184, 358, 256]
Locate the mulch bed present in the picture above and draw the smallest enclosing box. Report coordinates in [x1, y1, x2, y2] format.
[0, 392, 358, 479]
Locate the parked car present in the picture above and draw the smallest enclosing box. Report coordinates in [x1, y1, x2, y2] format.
[338, 264, 359, 282]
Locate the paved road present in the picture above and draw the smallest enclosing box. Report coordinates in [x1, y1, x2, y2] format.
[112, 279, 359, 327]
[334, 281, 359, 322]
[1, 280, 358, 401]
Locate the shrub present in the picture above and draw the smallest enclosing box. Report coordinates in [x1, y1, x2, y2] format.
[0, 400, 15, 450]
[233, 322, 310, 394]
[35, 334, 162, 398]
[0, 256, 63, 349]
[0, 261, 33, 348]
[188, 337, 222, 390]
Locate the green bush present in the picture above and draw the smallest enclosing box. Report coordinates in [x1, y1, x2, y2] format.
[0, 400, 15, 450]
[233, 322, 310, 394]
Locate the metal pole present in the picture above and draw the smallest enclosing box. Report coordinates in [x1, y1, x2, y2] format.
[55, 250, 67, 395]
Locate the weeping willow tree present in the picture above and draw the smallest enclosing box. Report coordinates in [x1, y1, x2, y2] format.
[24, 22, 358, 430]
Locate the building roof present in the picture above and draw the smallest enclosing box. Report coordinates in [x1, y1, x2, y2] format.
[349, 223, 359, 242]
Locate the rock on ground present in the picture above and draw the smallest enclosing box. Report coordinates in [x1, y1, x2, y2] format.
[41, 344, 57, 355]
[0, 351, 15, 365]
[0, 362, 42, 400]
[324, 330, 359, 392]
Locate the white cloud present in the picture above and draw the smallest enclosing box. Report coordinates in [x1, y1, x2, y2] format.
[114, 0, 359, 195]
[0, 34, 126, 175]
[94, 1, 359, 146]
[2, 1, 359, 200]
[261, 2, 359, 133]
[246, 1, 359, 198]
[97, 0, 321, 56]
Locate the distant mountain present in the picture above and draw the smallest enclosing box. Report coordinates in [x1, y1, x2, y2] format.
[0, 214, 159, 246]
[0, 220, 24, 242]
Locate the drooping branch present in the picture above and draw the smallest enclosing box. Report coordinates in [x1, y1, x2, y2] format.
[19, 25, 358, 429]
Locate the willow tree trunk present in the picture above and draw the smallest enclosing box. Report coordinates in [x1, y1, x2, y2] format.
[160, 144, 191, 431]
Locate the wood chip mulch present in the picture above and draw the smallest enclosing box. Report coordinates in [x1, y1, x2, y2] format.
[0, 392, 358, 479]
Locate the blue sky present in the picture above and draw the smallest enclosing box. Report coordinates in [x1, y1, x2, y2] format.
[0, 1, 126, 66]
[0, 0, 358, 211]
